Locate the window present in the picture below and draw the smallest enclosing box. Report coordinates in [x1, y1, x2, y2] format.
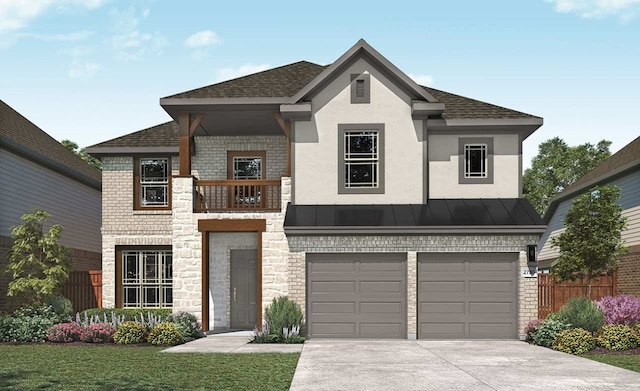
[458, 138, 494, 184]
[117, 248, 172, 308]
[464, 144, 487, 178]
[338, 124, 385, 194]
[351, 74, 370, 104]
[227, 151, 266, 207]
[134, 158, 171, 209]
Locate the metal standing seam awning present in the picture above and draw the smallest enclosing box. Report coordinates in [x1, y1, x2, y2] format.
[283, 199, 546, 235]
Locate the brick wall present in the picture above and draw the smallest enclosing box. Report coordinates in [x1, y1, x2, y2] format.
[617, 245, 640, 296]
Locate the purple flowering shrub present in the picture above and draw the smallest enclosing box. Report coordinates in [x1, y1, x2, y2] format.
[596, 295, 640, 326]
[47, 322, 84, 342]
[81, 323, 116, 343]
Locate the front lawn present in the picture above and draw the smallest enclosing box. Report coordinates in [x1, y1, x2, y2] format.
[582, 354, 640, 373]
[0, 345, 299, 390]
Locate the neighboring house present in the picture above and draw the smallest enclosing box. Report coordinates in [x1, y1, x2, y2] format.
[538, 136, 640, 295]
[86, 39, 545, 340]
[0, 99, 102, 311]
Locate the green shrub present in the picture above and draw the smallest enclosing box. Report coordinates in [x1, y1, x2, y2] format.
[0, 316, 13, 342]
[9, 304, 61, 342]
[113, 321, 147, 344]
[166, 311, 204, 341]
[264, 296, 304, 341]
[532, 319, 571, 347]
[598, 324, 639, 351]
[147, 322, 183, 346]
[45, 296, 73, 317]
[552, 328, 597, 355]
[556, 297, 605, 332]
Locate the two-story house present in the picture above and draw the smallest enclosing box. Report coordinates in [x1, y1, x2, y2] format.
[87, 40, 545, 340]
[0, 99, 102, 311]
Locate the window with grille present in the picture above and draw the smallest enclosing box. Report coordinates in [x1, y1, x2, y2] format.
[339, 124, 384, 194]
[135, 158, 170, 208]
[121, 250, 172, 308]
[464, 144, 488, 178]
[458, 138, 494, 184]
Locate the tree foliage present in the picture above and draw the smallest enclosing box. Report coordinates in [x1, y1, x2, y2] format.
[551, 185, 627, 294]
[61, 139, 102, 170]
[523, 137, 611, 215]
[4, 210, 71, 304]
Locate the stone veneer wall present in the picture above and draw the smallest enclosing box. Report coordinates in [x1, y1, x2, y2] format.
[171, 176, 291, 326]
[287, 234, 540, 339]
[191, 136, 287, 180]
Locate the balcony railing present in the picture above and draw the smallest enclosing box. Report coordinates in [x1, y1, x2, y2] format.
[195, 180, 281, 212]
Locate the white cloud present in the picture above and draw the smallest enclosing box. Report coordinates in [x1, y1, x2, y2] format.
[215, 63, 270, 82]
[108, 6, 168, 61]
[408, 74, 434, 86]
[184, 30, 220, 48]
[0, 0, 107, 32]
[68, 59, 101, 79]
[546, 0, 640, 20]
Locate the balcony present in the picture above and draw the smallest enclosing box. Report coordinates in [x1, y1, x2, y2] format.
[195, 180, 281, 212]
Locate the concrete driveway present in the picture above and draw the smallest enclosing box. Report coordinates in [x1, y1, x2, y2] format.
[290, 340, 640, 390]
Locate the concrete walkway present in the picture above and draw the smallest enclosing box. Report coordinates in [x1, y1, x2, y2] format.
[290, 340, 640, 391]
[162, 331, 303, 353]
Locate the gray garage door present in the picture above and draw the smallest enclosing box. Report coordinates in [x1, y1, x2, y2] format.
[418, 253, 517, 339]
[307, 253, 406, 338]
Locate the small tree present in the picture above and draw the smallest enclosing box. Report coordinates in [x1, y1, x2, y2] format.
[4, 210, 71, 304]
[551, 185, 628, 296]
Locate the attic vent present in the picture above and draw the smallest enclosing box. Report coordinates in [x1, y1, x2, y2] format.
[350, 74, 370, 104]
[356, 79, 365, 97]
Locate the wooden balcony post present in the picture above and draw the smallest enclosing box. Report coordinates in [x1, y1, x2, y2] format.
[179, 112, 191, 176]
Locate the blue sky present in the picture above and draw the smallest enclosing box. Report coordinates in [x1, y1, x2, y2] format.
[1, 0, 638, 168]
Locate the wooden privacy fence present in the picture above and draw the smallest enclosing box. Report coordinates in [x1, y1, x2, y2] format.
[538, 270, 617, 319]
[61, 270, 102, 312]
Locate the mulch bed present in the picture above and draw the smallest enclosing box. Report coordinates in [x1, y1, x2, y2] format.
[587, 346, 640, 355]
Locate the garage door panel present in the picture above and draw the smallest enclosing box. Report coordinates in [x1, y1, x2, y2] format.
[360, 301, 403, 314]
[312, 302, 356, 314]
[469, 302, 513, 314]
[360, 323, 403, 337]
[420, 302, 465, 314]
[311, 322, 356, 337]
[310, 281, 356, 293]
[418, 253, 517, 339]
[307, 254, 406, 338]
[469, 281, 513, 293]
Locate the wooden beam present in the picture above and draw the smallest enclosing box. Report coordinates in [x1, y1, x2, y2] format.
[201, 231, 209, 331]
[198, 218, 266, 233]
[189, 113, 205, 137]
[179, 112, 191, 176]
[257, 230, 263, 330]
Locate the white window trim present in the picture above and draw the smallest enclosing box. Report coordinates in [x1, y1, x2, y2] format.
[464, 143, 488, 179]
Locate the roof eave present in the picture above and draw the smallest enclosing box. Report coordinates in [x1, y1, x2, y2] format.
[284, 225, 547, 235]
[427, 117, 543, 139]
[86, 146, 179, 158]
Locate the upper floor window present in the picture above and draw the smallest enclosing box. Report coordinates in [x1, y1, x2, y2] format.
[458, 138, 494, 184]
[464, 144, 487, 178]
[228, 152, 265, 180]
[338, 124, 385, 194]
[134, 158, 171, 209]
[351, 74, 370, 104]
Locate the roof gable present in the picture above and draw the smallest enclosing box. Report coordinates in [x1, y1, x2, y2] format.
[291, 39, 436, 103]
[0, 99, 101, 188]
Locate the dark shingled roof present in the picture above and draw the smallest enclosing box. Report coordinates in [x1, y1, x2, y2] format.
[562, 136, 640, 194]
[164, 61, 327, 99]
[284, 199, 544, 232]
[89, 121, 179, 149]
[93, 60, 539, 149]
[0, 99, 101, 184]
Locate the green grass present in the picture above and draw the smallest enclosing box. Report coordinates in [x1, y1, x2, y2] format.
[582, 354, 640, 373]
[0, 345, 300, 390]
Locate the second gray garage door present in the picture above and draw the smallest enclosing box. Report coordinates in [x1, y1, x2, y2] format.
[418, 253, 517, 339]
[307, 253, 406, 338]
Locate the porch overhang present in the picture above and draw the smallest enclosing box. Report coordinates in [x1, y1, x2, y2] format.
[283, 200, 547, 236]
